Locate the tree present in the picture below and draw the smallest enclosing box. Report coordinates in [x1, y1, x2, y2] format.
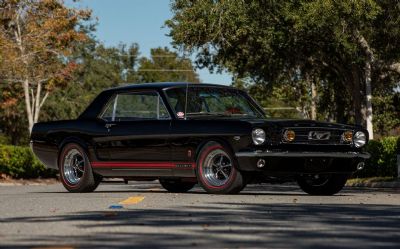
[0, 82, 28, 144]
[41, 40, 141, 121]
[136, 47, 199, 83]
[167, 0, 400, 139]
[0, 0, 91, 133]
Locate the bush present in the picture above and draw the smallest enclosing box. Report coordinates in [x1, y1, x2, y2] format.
[355, 136, 399, 178]
[0, 134, 9, 144]
[0, 144, 56, 178]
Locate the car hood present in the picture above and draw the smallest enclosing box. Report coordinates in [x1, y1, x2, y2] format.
[246, 118, 359, 130]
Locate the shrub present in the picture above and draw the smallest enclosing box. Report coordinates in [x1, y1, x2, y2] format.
[0, 144, 56, 178]
[355, 136, 399, 178]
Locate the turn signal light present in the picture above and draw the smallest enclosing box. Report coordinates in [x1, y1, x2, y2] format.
[283, 130, 296, 142]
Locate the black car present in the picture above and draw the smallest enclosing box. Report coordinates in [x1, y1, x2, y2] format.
[31, 83, 370, 195]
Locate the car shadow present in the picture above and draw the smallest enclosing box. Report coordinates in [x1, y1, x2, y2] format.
[1, 202, 399, 248]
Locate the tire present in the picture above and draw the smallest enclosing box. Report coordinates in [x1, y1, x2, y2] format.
[159, 179, 196, 193]
[296, 173, 349, 195]
[196, 142, 246, 194]
[59, 143, 101, 193]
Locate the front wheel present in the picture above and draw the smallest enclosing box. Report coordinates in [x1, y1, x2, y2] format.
[59, 143, 101, 193]
[159, 179, 196, 193]
[196, 142, 246, 194]
[296, 174, 349, 195]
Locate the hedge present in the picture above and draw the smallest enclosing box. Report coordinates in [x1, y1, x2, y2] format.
[0, 144, 56, 179]
[355, 136, 400, 178]
[0, 137, 399, 179]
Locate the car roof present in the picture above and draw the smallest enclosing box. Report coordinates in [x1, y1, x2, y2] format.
[106, 82, 235, 92]
[78, 82, 237, 120]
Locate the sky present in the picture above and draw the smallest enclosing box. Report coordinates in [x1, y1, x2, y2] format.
[67, 0, 232, 85]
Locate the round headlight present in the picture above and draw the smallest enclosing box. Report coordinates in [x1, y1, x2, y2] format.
[252, 128, 266, 145]
[353, 131, 367, 148]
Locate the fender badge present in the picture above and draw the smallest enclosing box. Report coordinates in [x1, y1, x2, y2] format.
[177, 112, 185, 119]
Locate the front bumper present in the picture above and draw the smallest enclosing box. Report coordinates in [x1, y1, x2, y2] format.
[235, 150, 370, 174]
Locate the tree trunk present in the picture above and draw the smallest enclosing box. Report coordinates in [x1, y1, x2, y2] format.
[365, 61, 374, 139]
[22, 78, 34, 133]
[351, 67, 363, 126]
[14, 14, 35, 134]
[355, 31, 374, 139]
[310, 80, 317, 120]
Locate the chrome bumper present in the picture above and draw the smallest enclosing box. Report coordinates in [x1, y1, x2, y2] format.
[235, 151, 371, 159]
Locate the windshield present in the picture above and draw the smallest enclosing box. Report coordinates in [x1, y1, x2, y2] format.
[165, 86, 265, 119]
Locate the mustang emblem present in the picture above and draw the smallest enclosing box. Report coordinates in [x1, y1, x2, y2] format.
[308, 131, 331, 140]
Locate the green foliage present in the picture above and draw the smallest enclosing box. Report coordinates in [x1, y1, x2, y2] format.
[373, 94, 400, 136]
[41, 40, 139, 121]
[168, 0, 400, 127]
[0, 83, 30, 145]
[137, 47, 199, 83]
[0, 145, 56, 178]
[0, 134, 9, 144]
[355, 137, 400, 178]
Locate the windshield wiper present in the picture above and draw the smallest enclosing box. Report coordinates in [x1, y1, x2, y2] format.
[186, 112, 227, 116]
[186, 112, 256, 118]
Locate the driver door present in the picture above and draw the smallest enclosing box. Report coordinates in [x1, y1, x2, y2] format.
[94, 90, 171, 163]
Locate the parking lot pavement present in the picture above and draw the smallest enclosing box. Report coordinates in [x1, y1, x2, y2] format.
[0, 182, 399, 249]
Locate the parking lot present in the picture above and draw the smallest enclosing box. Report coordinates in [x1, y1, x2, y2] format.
[0, 182, 399, 249]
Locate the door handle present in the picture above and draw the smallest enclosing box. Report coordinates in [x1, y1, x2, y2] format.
[105, 123, 116, 129]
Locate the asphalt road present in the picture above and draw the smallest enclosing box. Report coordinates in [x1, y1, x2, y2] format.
[0, 182, 399, 249]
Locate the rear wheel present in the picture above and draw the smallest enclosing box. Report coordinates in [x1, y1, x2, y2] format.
[196, 142, 246, 194]
[59, 143, 101, 193]
[159, 179, 196, 193]
[296, 173, 349, 195]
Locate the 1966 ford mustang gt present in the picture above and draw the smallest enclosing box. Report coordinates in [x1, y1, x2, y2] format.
[31, 83, 370, 195]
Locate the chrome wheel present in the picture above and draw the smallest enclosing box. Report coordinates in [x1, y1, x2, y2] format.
[63, 148, 85, 185]
[203, 149, 233, 187]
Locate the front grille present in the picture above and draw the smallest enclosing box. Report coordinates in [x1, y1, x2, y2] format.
[281, 127, 351, 145]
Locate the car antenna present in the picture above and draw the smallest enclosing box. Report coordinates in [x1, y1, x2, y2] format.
[184, 82, 189, 120]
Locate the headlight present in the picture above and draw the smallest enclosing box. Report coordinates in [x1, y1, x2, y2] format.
[252, 128, 266, 145]
[353, 131, 367, 148]
[283, 129, 296, 142]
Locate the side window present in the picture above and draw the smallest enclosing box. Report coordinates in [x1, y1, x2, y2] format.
[101, 92, 170, 121]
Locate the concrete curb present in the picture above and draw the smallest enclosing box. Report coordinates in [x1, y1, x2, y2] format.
[346, 181, 400, 188]
[0, 179, 58, 186]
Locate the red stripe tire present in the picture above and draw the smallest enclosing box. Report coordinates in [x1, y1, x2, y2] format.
[59, 143, 101, 193]
[196, 141, 246, 194]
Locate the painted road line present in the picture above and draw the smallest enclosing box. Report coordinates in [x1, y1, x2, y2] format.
[119, 196, 145, 205]
[32, 247, 75, 249]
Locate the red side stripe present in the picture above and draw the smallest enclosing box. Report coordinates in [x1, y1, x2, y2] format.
[91, 161, 195, 169]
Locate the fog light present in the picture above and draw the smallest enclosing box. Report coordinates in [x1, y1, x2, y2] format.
[357, 162, 365, 170]
[342, 130, 353, 143]
[283, 130, 296, 142]
[257, 159, 266, 168]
